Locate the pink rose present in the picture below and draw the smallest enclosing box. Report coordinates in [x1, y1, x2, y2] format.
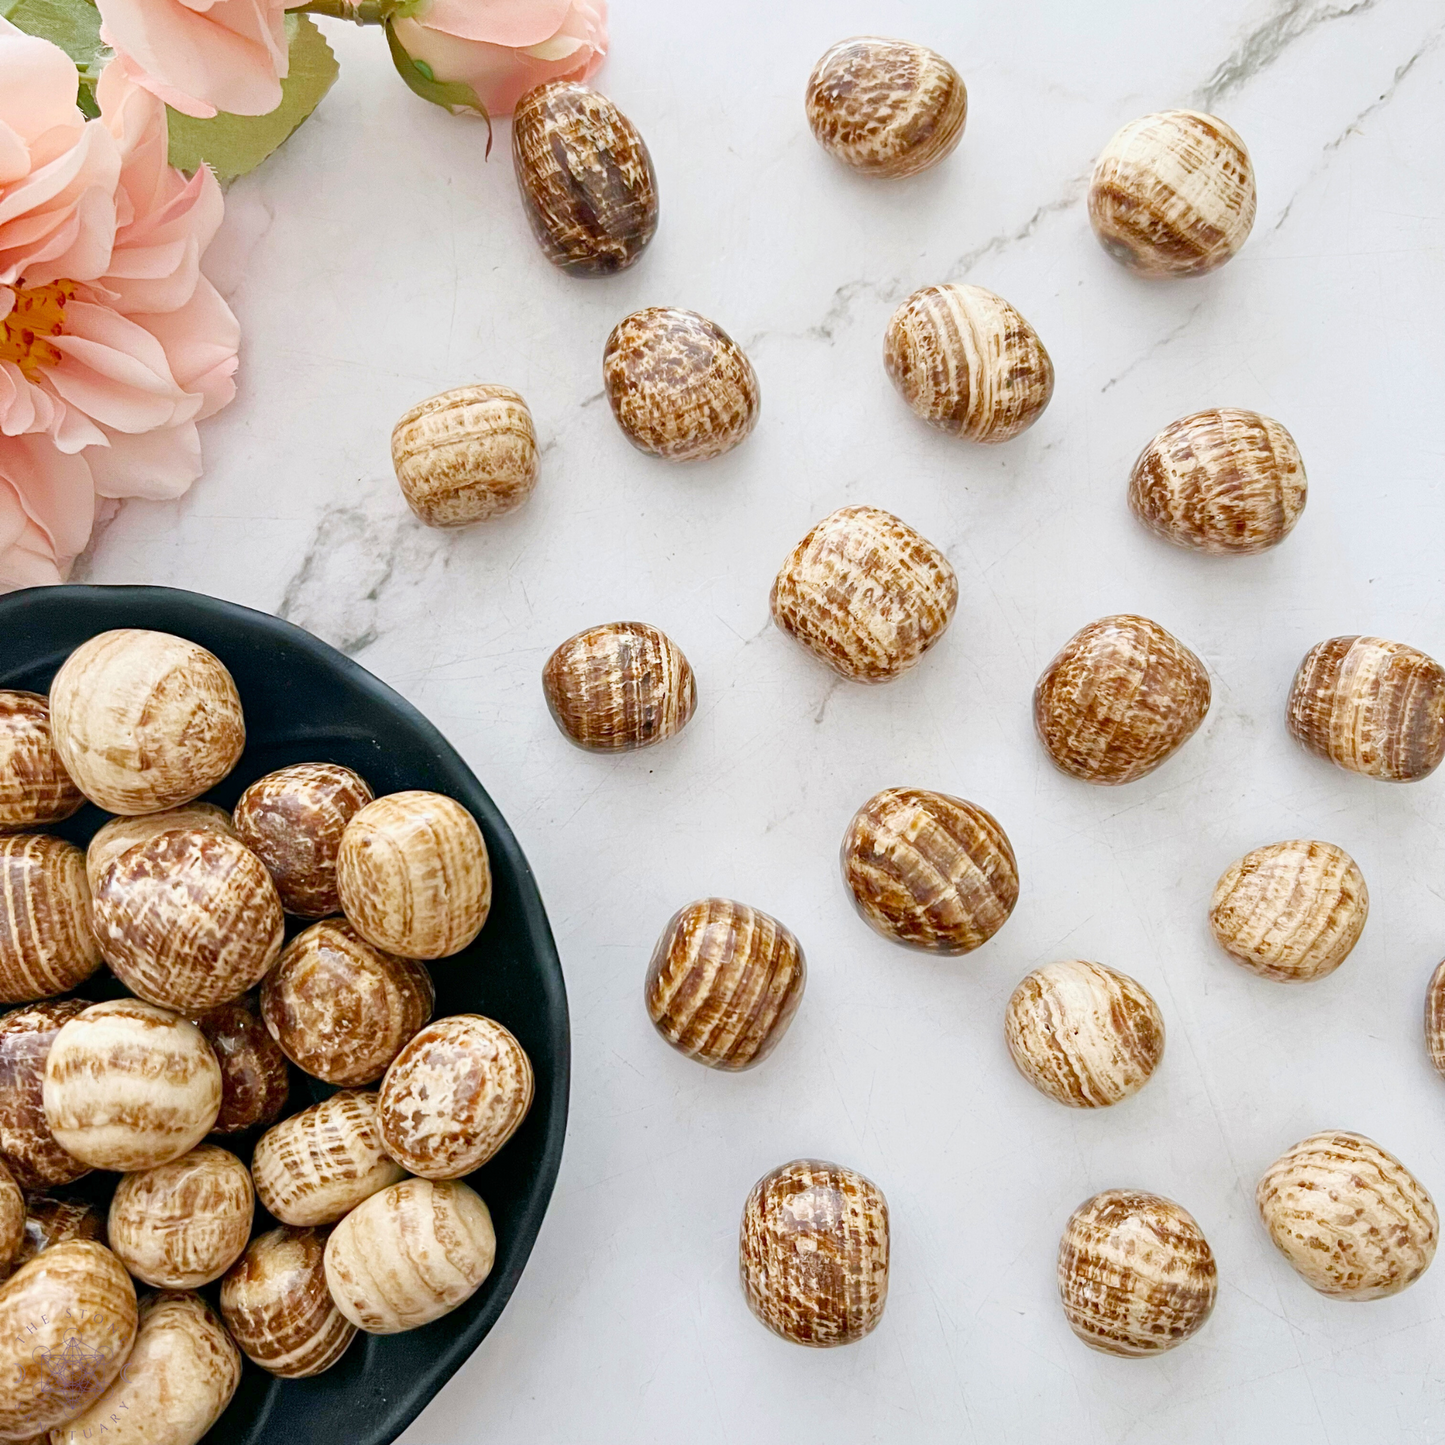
[97, 0, 290, 119]
[0, 23, 239, 588]
[393, 0, 607, 117]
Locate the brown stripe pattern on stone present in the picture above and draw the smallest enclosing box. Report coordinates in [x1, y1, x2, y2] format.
[513, 80, 658, 275]
[14, 1194, 106, 1270]
[1257, 1131, 1437, 1299]
[1209, 839, 1368, 983]
[0, 691, 83, 833]
[108, 1143, 255, 1289]
[251, 1090, 404, 1228]
[324, 1178, 496, 1334]
[645, 899, 806, 1070]
[86, 802, 237, 894]
[0, 1000, 90, 1189]
[262, 919, 434, 1086]
[1034, 614, 1211, 784]
[221, 1226, 358, 1379]
[1425, 960, 1445, 1081]
[49, 628, 245, 815]
[0, 1240, 137, 1439]
[0, 835, 101, 1005]
[1129, 408, 1306, 554]
[1057, 1190, 1216, 1355]
[883, 283, 1054, 443]
[1006, 961, 1164, 1107]
[542, 621, 697, 752]
[740, 1159, 889, 1347]
[1088, 110, 1256, 277]
[1286, 635, 1445, 782]
[379, 1014, 534, 1178]
[59, 1290, 241, 1445]
[43, 999, 222, 1172]
[0, 1159, 21, 1277]
[234, 762, 374, 917]
[336, 791, 491, 960]
[391, 385, 540, 528]
[841, 788, 1017, 954]
[603, 308, 759, 462]
[192, 997, 291, 1136]
[771, 505, 958, 683]
[92, 828, 285, 1012]
[805, 36, 967, 178]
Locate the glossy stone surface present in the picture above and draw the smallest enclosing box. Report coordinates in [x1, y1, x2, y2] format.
[391, 386, 540, 529]
[378, 1014, 533, 1178]
[1257, 1131, 1437, 1299]
[645, 899, 806, 1069]
[1286, 635, 1445, 782]
[1209, 839, 1368, 982]
[542, 621, 696, 752]
[1006, 961, 1164, 1107]
[48, 628, 245, 814]
[0, 1000, 90, 1189]
[771, 506, 958, 683]
[883, 283, 1053, 442]
[1089, 110, 1256, 277]
[841, 788, 1017, 953]
[1058, 1190, 1216, 1354]
[1129, 408, 1306, 553]
[602, 308, 759, 462]
[805, 36, 967, 178]
[513, 81, 658, 275]
[192, 997, 290, 1135]
[0, 690, 83, 833]
[261, 918, 434, 1086]
[336, 790, 491, 960]
[86, 802, 237, 894]
[0, 835, 101, 1006]
[233, 761, 374, 916]
[740, 1159, 889, 1347]
[1034, 614, 1211, 784]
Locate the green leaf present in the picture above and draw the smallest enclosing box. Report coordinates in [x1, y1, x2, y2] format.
[0, 0, 104, 74]
[384, 19, 491, 152]
[164, 15, 339, 184]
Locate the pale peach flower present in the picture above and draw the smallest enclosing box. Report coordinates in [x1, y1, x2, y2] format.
[393, 0, 607, 116]
[0, 23, 239, 588]
[96, 0, 290, 119]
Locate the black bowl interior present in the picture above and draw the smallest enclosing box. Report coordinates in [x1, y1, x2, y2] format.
[0, 584, 569, 1445]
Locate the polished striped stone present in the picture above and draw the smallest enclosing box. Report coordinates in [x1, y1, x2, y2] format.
[0, 835, 101, 1005]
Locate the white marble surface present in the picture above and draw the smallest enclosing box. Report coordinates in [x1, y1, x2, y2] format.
[77, 1, 1445, 1439]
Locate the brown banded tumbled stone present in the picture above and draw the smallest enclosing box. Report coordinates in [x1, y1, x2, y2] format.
[645, 899, 806, 1070]
[1129, 408, 1306, 554]
[0, 691, 83, 833]
[1286, 636, 1445, 782]
[391, 386, 539, 529]
[883, 284, 1054, 442]
[221, 1226, 358, 1379]
[840, 788, 1017, 954]
[603, 308, 759, 462]
[262, 919, 434, 1087]
[1209, 839, 1368, 983]
[1057, 1190, 1217, 1354]
[1034, 614, 1211, 784]
[378, 1014, 533, 1179]
[1006, 961, 1164, 1107]
[513, 80, 658, 275]
[542, 621, 696, 752]
[91, 827, 285, 1012]
[1089, 110, 1256, 277]
[0, 835, 101, 1006]
[771, 506, 958, 683]
[13, 1194, 107, 1271]
[1257, 1131, 1437, 1299]
[192, 997, 290, 1136]
[48, 628, 245, 814]
[0, 999, 91, 1188]
[86, 801, 237, 894]
[740, 1159, 889, 1347]
[805, 36, 966, 178]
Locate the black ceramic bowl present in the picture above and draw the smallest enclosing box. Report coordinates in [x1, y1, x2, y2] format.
[0, 584, 569, 1445]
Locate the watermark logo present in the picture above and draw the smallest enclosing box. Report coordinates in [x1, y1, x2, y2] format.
[10, 1308, 132, 1404]
[36, 1334, 120, 1400]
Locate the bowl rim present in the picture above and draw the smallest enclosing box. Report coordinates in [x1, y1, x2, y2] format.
[0, 581, 571, 1444]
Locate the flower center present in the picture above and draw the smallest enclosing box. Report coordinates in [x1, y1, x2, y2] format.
[1, 280, 79, 379]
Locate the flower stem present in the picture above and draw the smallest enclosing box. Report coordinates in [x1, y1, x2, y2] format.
[287, 0, 395, 25]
